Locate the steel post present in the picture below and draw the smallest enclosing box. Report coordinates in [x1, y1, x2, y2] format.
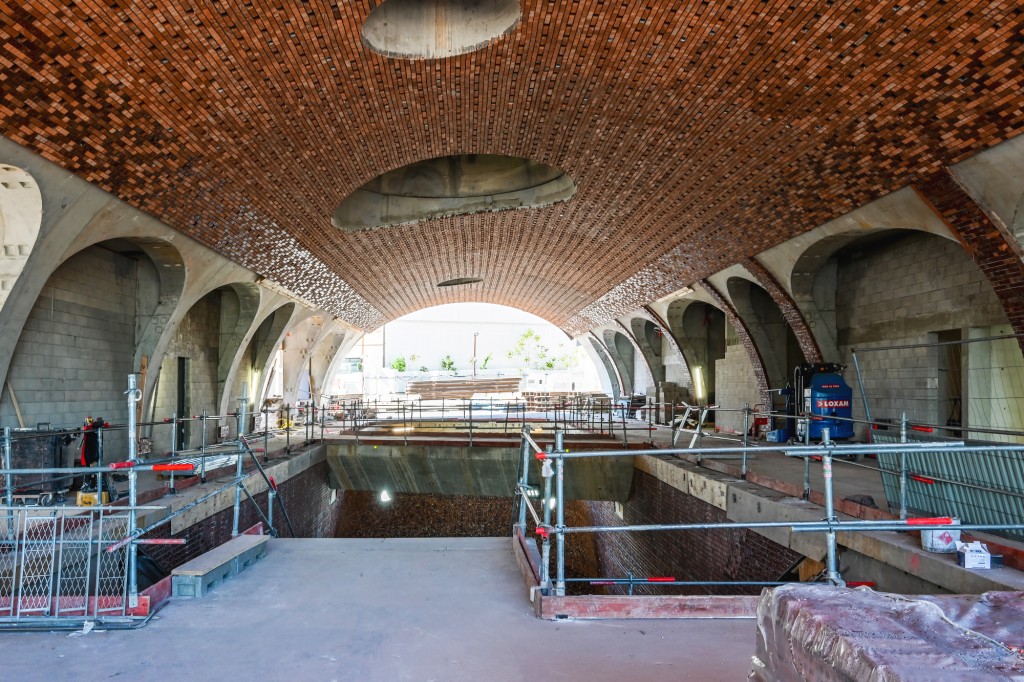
[541, 457, 553, 593]
[555, 453, 566, 597]
[200, 410, 208, 484]
[3, 428, 12, 541]
[742, 402, 750, 479]
[169, 412, 178, 495]
[851, 349, 873, 449]
[96, 425, 104, 501]
[821, 428, 844, 586]
[231, 391, 245, 537]
[268, 488, 276, 532]
[899, 412, 908, 520]
[126, 374, 141, 608]
[263, 407, 269, 463]
[517, 426, 532, 531]
[285, 404, 291, 453]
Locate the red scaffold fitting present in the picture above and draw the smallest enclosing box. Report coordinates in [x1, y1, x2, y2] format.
[911, 425, 935, 433]
[269, 476, 279, 491]
[647, 576, 675, 582]
[535, 451, 546, 461]
[907, 517, 953, 526]
[153, 463, 196, 472]
[910, 474, 935, 485]
[109, 461, 136, 469]
[535, 527, 549, 539]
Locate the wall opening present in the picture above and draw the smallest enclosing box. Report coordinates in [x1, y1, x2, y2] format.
[333, 154, 576, 231]
[361, 0, 521, 59]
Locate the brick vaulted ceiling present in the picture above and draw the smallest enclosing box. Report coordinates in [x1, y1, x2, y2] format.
[1, 2, 1022, 334]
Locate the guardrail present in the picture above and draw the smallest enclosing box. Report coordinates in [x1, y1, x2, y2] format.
[514, 426, 1024, 597]
[0, 375, 297, 629]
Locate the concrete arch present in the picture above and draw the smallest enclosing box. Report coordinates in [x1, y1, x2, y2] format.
[725, 276, 802, 392]
[698, 281, 771, 414]
[0, 237, 183, 459]
[643, 305, 693, 392]
[247, 303, 297, 409]
[601, 329, 635, 396]
[665, 297, 726, 404]
[629, 317, 666, 385]
[584, 334, 621, 398]
[0, 165, 41, 309]
[214, 282, 263, 418]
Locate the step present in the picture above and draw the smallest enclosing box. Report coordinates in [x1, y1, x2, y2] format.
[171, 533, 268, 598]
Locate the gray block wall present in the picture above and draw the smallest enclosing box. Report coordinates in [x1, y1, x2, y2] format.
[151, 291, 222, 451]
[834, 233, 1011, 435]
[0, 246, 136, 461]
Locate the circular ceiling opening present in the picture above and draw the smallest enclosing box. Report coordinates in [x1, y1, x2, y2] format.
[333, 154, 577, 232]
[362, 0, 521, 59]
[437, 277, 483, 287]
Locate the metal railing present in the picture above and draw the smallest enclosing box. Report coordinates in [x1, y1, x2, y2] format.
[0, 376, 303, 629]
[514, 426, 1024, 597]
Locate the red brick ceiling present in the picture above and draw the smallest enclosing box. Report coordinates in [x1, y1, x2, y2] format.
[2, 1, 1022, 334]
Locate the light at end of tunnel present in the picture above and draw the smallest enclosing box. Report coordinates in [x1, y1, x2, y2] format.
[693, 366, 705, 401]
[379, 490, 392, 503]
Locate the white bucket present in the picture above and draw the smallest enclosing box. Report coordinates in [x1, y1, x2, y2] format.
[921, 518, 961, 553]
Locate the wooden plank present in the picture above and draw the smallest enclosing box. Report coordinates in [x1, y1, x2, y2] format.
[539, 594, 759, 620]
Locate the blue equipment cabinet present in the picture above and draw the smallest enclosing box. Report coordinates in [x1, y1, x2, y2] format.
[791, 363, 855, 441]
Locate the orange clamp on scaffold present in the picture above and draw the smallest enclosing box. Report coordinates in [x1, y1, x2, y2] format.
[153, 463, 195, 472]
[907, 517, 953, 526]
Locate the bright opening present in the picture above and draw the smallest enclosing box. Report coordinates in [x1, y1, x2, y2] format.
[326, 303, 605, 398]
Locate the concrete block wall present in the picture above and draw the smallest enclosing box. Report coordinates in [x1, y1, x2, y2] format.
[834, 233, 1009, 431]
[151, 292, 222, 450]
[0, 246, 136, 455]
[584, 469, 802, 595]
[714, 341, 761, 434]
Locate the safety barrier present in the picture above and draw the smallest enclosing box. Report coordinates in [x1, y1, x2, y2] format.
[514, 426, 1024, 597]
[0, 504, 159, 627]
[0, 375, 298, 629]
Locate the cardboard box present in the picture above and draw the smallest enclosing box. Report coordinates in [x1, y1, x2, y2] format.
[956, 541, 991, 569]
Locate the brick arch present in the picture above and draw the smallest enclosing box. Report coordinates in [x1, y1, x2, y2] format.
[917, 170, 1024, 355]
[742, 258, 822, 363]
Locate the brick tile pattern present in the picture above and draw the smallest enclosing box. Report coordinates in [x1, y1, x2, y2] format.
[585, 470, 802, 595]
[1, 3, 1022, 330]
[916, 171, 1024, 353]
[743, 258, 823, 363]
[144, 460, 341, 572]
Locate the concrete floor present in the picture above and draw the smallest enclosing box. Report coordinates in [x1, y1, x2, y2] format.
[3, 538, 756, 681]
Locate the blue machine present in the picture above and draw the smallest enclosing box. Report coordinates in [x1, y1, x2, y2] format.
[794, 363, 855, 441]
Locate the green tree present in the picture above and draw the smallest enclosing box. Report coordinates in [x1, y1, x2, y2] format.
[390, 356, 407, 372]
[507, 329, 553, 370]
[440, 354, 457, 372]
[507, 329, 578, 371]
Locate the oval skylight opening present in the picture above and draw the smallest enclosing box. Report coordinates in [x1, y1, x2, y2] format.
[333, 154, 576, 232]
[437, 277, 483, 287]
[362, 0, 521, 59]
